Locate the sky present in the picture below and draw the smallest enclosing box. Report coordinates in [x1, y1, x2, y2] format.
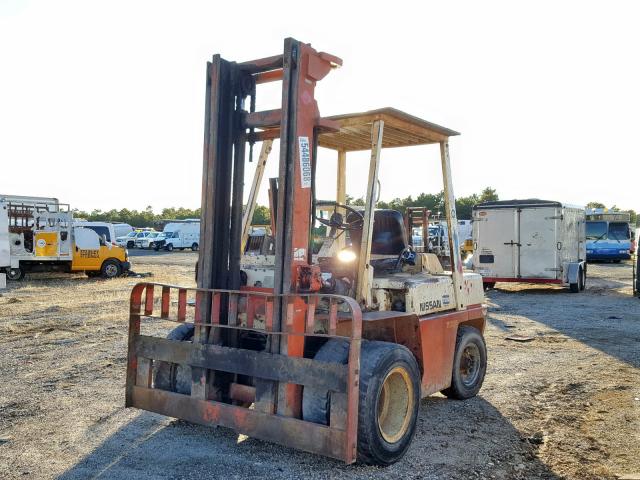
[1, 0, 638, 214]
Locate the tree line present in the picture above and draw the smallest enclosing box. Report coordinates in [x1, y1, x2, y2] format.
[73, 189, 636, 228]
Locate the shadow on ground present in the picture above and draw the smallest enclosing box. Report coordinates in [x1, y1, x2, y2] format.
[58, 396, 559, 480]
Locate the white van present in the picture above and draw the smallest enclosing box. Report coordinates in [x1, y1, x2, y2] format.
[154, 221, 200, 251]
[113, 223, 134, 239]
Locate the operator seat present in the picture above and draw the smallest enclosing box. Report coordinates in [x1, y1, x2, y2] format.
[348, 209, 408, 255]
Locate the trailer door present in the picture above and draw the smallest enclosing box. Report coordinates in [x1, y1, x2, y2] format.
[474, 208, 517, 278]
[518, 207, 559, 279]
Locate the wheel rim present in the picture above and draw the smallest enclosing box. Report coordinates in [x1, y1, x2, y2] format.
[460, 343, 481, 387]
[7, 269, 21, 280]
[104, 264, 118, 277]
[376, 366, 414, 444]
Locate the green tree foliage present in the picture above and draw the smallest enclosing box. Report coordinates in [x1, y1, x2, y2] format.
[353, 187, 498, 219]
[72, 205, 271, 228]
[586, 201, 606, 209]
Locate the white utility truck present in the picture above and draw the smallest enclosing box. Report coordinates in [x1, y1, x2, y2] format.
[472, 199, 587, 292]
[0, 195, 130, 280]
[154, 220, 200, 251]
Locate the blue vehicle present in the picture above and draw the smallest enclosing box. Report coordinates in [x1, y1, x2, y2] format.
[585, 210, 632, 262]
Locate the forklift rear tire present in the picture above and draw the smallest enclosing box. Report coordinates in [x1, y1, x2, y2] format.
[302, 340, 421, 465]
[154, 323, 194, 394]
[6, 267, 24, 281]
[191, 243, 199, 251]
[101, 259, 122, 278]
[441, 326, 487, 400]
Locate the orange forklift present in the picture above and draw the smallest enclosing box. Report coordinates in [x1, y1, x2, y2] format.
[125, 38, 487, 465]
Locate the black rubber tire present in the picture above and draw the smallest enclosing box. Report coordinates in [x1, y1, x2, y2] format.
[101, 259, 122, 279]
[441, 326, 487, 400]
[191, 243, 199, 251]
[86, 271, 101, 278]
[580, 265, 587, 291]
[154, 245, 160, 251]
[149, 242, 155, 249]
[569, 267, 582, 293]
[302, 340, 421, 465]
[302, 339, 350, 424]
[483, 282, 495, 291]
[6, 267, 24, 281]
[154, 323, 195, 394]
[166, 244, 174, 252]
[127, 241, 135, 249]
[357, 341, 421, 465]
[613, 259, 621, 264]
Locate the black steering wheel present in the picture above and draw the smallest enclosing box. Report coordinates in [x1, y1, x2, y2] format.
[315, 201, 364, 231]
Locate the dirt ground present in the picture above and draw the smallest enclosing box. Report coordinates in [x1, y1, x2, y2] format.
[0, 252, 638, 479]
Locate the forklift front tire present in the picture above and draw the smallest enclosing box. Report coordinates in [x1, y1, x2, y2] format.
[154, 323, 194, 394]
[441, 326, 487, 400]
[101, 259, 122, 279]
[357, 341, 421, 465]
[6, 267, 24, 281]
[302, 340, 420, 465]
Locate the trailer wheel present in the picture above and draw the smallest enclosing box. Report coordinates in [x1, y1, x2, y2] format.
[101, 259, 122, 278]
[191, 243, 199, 251]
[569, 265, 584, 293]
[441, 326, 487, 400]
[580, 265, 587, 291]
[154, 323, 194, 394]
[6, 267, 24, 281]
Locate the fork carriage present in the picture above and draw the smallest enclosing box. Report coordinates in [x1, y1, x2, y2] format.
[126, 283, 363, 462]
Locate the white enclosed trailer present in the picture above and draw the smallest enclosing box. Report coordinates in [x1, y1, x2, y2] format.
[472, 199, 587, 292]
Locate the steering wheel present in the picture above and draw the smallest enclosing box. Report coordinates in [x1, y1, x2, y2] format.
[394, 246, 417, 271]
[315, 201, 364, 231]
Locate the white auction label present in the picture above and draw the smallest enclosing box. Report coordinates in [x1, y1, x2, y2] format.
[298, 136, 311, 188]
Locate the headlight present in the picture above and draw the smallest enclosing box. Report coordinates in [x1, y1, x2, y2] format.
[337, 249, 357, 263]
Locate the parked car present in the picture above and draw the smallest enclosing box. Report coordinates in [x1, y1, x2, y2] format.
[135, 231, 161, 249]
[116, 229, 153, 248]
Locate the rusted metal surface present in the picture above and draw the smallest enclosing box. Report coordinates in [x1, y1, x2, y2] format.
[418, 304, 486, 394]
[126, 282, 362, 464]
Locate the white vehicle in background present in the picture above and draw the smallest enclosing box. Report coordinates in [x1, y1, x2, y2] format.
[135, 231, 161, 249]
[1, 201, 9, 289]
[472, 199, 587, 292]
[154, 221, 200, 251]
[113, 223, 134, 239]
[116, 229, 154, 248]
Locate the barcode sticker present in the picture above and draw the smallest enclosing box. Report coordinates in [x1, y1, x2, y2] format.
[298, 136, 311, 188]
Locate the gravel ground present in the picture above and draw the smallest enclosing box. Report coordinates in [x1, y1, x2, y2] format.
[0, 253, 638, 479]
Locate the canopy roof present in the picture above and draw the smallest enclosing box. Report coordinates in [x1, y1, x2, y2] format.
[318, 107, 459, 152]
